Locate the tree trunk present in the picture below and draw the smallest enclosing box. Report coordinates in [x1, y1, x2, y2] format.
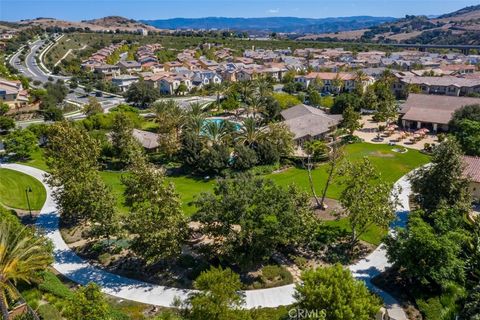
[306, 156, 322, 208]
[0, 290, 10, 320]
[320, 162, 335, 210]
[350, 228, 358, 250]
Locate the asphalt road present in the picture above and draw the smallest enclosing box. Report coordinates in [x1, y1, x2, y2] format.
[10, 36, 219, 128]
[10, 37, 125, 111]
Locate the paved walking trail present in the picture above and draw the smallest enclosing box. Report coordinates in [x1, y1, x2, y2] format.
[3, 163, 410, 318]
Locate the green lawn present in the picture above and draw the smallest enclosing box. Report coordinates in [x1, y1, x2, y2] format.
[0, 168, 47, 211]
[324, 219, 386, 246]
[25, 149, 50, 172]
[267, 143, 430, 199]
[100, 171, 215, 216]
[18, 142, 429, 244]
[98, 143, 428, 219]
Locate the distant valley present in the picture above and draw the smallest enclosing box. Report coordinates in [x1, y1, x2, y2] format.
[141, 16, 397, 33]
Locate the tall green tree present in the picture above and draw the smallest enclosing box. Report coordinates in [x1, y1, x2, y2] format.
[0, 102, 9, 116]
[0, 116, 15, 131]
[153, 100, 185, 158]
[339, 158, 399, 247]
[87, 175, 119, 242]
[3, 129, 38, 160]
[449, 104, 480, 131]
[373, 82, 397, 124]
[122, 158, 188, 264]
[125, 79, 159, 107]
[295, 264, 381, 320]
[453, 119, 480, 156]
[111, 112, 143, 168]
[410, 139, 471, 213]
[385, 210, 467, 290]
[320, 141, 345, 210]
[193, 176, 317, 268]
[46, 121, 116, 232]
[83, 96, 103, 117]
[341, 105, 362, 136]
[362, 85, 378, 110]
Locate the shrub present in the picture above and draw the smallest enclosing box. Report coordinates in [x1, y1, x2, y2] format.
[260, 265, 293, 288]
[248, 164, 279, 176]
[38, 271, 73, 299]
[20, 289, 42, 310]
[292, 255, 308, 270]
[37, 304, 62, 320]
[98, 253, 112, 265]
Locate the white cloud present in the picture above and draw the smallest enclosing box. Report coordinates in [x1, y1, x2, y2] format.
[267, 8, 280, 14]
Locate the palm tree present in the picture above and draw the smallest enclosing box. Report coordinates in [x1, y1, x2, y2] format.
[185, 114, 205, 137]
[255, 77, 273, 100]
[246, 94, 266, 119]
[154, 100, 185, 135]
[237, 80, 254, 103]
[379, 68, 396, 85]
[354, 69, 369, 94]
[309, 76, 324, 92]
[0, 220, 52, 319]
[332, 73, 344, 94]
[210, 82, 225, 107]
[203, 120, 232, 146]
[237, 118, 263, 146]
[188, 102, 205, 117]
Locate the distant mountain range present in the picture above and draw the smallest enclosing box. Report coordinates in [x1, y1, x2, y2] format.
[141, 16, 396, 33]
[299, 5, 480, 45]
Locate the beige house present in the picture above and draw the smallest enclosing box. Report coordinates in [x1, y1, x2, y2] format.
[393, 75, 480, 97]
[400, 94, 480, 132]
[463, 156, 480, 202]
[294, 72, 374, 93]
[0, 78, 29, 109]
[280, 104, 342, 144]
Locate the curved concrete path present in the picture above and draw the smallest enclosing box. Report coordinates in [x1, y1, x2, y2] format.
[3, 163, 409, 317]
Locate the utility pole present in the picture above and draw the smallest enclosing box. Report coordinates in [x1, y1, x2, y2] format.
[25, 186, 32, 219]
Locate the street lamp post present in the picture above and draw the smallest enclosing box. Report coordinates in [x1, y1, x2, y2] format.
[25, 187, 32, 219]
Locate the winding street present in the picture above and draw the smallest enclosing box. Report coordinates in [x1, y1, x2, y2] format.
[3, 163, 410, 319]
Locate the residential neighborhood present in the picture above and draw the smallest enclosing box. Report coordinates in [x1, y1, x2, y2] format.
[1, 2, 480, 320]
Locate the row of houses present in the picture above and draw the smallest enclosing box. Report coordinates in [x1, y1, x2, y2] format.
[0, 78, 29, 110]
[393, 73, 480, 97]
[81, 41, 127, 71]
[80, 39, 480, 96]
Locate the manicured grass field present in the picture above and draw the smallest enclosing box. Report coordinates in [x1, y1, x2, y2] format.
[99, 171, 215, 216]
[324, 219, 386, 246]
[267, 143, 430, 199]
[98, 143, 429, 218]
[0, 168, 47, 211]
[19, 142, 429, 244]
[26, 149, 50, 172]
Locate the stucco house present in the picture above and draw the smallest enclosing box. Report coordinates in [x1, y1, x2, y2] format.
[463, 156, 480, 202]
[399, 94, 480, 132]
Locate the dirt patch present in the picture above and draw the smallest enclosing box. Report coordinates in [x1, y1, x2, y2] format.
[370, 151, 395, 158]
[312, 198, 344, 221]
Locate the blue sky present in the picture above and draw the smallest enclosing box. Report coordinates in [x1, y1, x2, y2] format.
[1, 0, 479, 21]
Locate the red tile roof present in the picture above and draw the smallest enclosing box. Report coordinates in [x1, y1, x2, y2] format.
[463, 156, 480, 183]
